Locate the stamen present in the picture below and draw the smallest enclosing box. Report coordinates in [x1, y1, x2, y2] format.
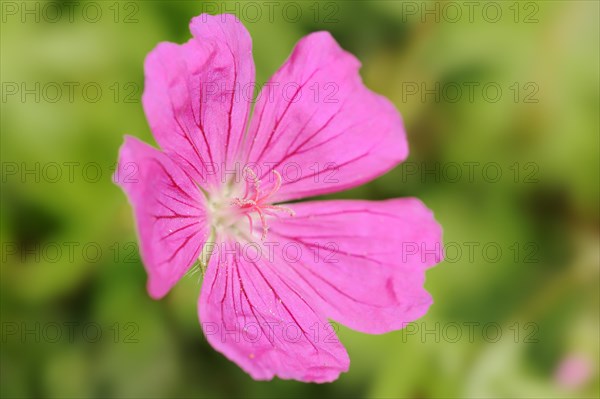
[263, 204, 295, 217]
[258, 170, 282, 202]
[231, 169, 294, 241]
[242, 167, 261, 201]
[244, 213, 254, 236]
[254, 206, 268, 240]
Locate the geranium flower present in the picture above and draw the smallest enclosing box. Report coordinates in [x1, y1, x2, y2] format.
[115, 13, 443, 382]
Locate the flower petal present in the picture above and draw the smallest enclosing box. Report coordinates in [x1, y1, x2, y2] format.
[199, 239, 349, 382]
[266, 198, 443, 334]
[143, 14, 254, 189]
[115, 136, 210, 299]
[242, 32, 408, 202]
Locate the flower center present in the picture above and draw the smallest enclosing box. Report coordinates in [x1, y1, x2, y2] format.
[207, 168, 294, 242]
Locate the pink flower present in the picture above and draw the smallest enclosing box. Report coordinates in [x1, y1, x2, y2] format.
[115, 13, 443, 382]
[555, 354, 594, 390]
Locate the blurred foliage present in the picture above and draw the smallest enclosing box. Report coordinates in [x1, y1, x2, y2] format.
[1, 0, 598, 398]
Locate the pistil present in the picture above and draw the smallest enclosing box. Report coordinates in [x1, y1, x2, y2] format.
[231, 168, 294, 240]
[207, 167, 294, 243]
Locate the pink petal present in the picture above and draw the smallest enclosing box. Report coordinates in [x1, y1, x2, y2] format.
[115, 136, 210, 299]
[143, 14, 254, 189]
[242, 32, 408, 202]
[266, 198, 443, 334]
[199, 239, 349, 382]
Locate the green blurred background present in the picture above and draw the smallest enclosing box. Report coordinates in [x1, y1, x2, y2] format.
[1, 0, 598, 397]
